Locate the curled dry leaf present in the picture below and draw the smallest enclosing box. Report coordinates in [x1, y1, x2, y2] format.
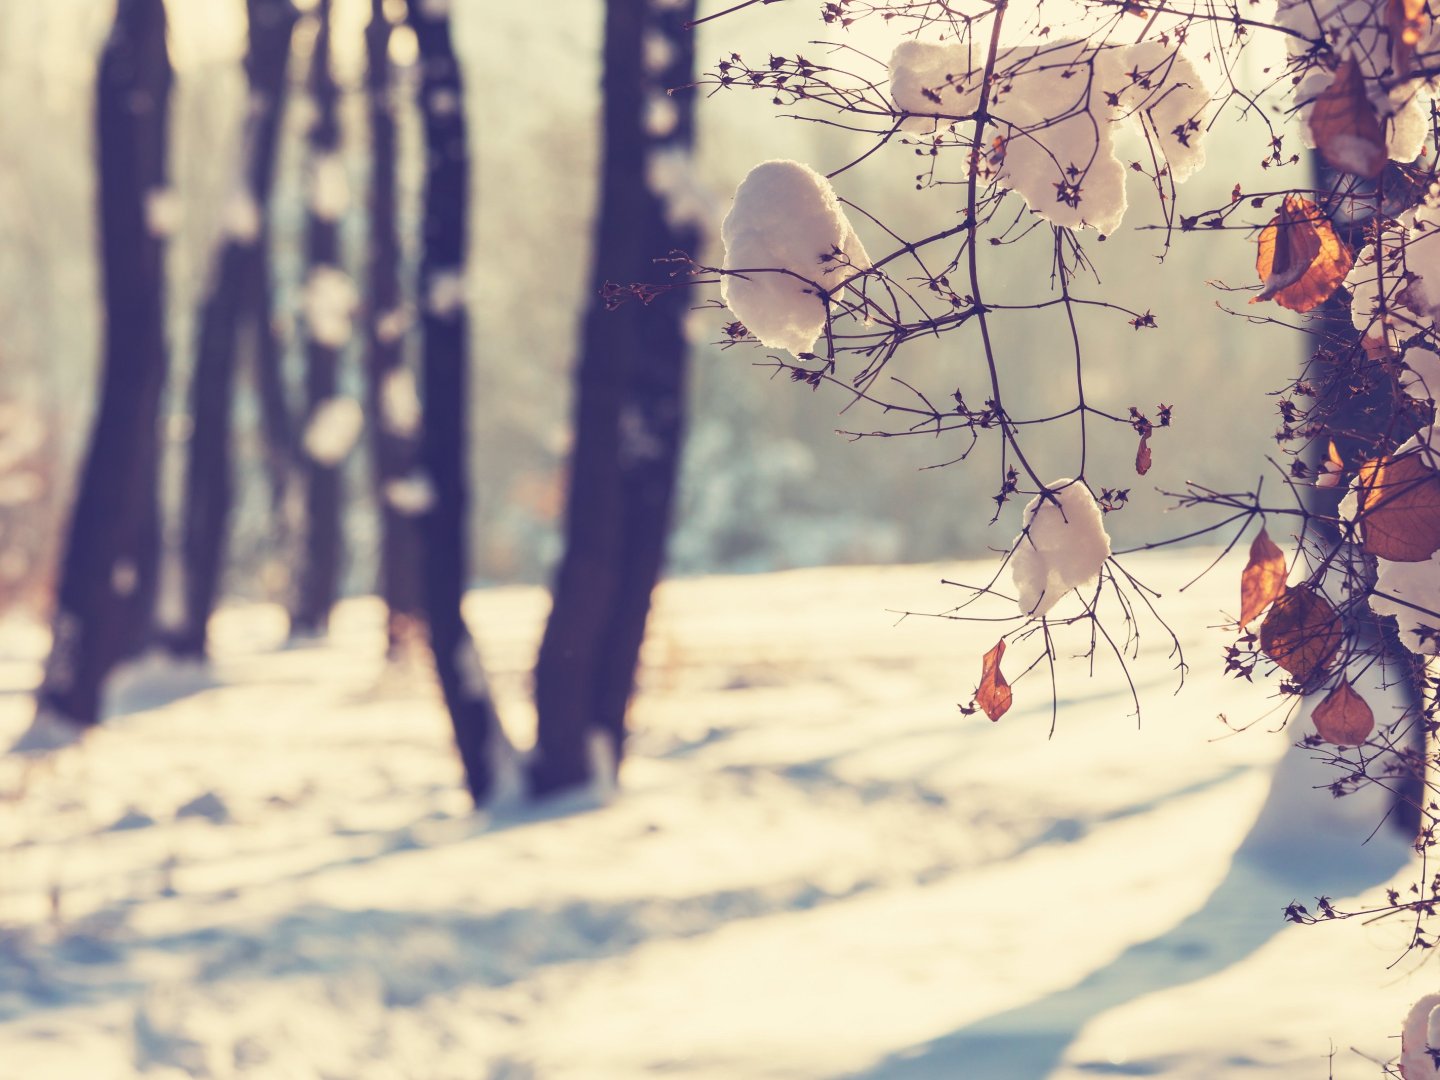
[1259, 585, 1342, 683]
[1387, 0, 1428, 75]
[1239, 526, 1286, 628]
[1309, 57, 1386, 179]
[1357, 452, 1440, 562]
[1136, 433, 1152, 476]
[1311, 680, 1375, 746]
[1251, 194, 1354, 313]
[977, 639, 1012, 722]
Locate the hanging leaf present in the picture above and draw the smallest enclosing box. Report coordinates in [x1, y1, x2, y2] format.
[1252, 194, 1353, 313]
[1387, 0, 1427, 75]
[1311, 680, 1375, 746]
[1356, 452, 1440, 562]
[1259, 585, 1342, 683]
[1239, 527, 1287, 628]
[1136, 433, 1152, 475]
[976, 639, 1012, 721]
[1309, 58, 1386, 179]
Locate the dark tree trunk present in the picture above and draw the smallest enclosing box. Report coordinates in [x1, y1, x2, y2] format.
[407, 0, 508, 804]
[33, 0, 172, 733]
[1310, 154, 1426, 838]
[172, 0, 296, 658]
[529, 0, 699, 795]
[366, 0, 424, 655]
[292, 0, 346, 636]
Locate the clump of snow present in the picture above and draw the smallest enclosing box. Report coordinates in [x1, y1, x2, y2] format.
[1401, 994, 1440, 1079]
[647, 145, 715, 231]
[380, 368, 422, 436]
[111, 559, 137, 597]
[1371, 555, 1440, 655]
[383, 472, 436, 516]
[302, 266, 358, 348]
[1403, 347, 1440, 402]
[302, 397, 363, 466]
[1277, 0, 1437, 165]
[1011, 480, 1112, 617]
[144, 187, 182, 237]
[425, 269, 467, 317]
[375, 306, 412, 345]
[721, 159, 870, 356]
[308, 153, 350, 222]
[889, 39, 1209, 234]
[222, 190, 261, 244]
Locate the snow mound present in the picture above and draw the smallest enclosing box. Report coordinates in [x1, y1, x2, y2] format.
[302, 267, 358, 349]
[721, 159, 870, 357]
[303, 397, 363, 466]
[1011, 480, 1111, 617]
[889, 39, 1209, 234]
[1401, 993, 1440, 1079]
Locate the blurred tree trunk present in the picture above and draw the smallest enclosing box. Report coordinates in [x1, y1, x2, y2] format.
[292, 0, 346, 636]
[366, 0, 424, 656]
[529, 0, 699, 795]
[407, 0, 510, 804]
[32, 0, 172, 734]
[1309, 153, 1426, 838]
[172, 0, 296, 658]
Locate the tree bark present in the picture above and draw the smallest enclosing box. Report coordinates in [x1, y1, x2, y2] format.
[366, 0, 424, 655]
[1309, 154, 1426, 838]
[407, 0, 508, 804]
[35, 0, 172, 730]
[172, 0, 296, 658]
[529, 0, 699, 795]
[292, 0, 346, 636]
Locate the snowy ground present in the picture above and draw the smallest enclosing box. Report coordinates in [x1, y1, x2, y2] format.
[0, 554, 1431, 1079]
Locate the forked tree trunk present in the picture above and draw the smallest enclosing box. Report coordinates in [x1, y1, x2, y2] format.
[34, 0, 172, 732]
[407, 0, 509, 804]
[366, 0, 424, 655]
[173, 0, 296, 658]
[292, 0, 346, 636]
[529, 0, 699, 795]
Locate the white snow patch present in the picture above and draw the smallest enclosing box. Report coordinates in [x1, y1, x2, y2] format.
[375, 306, 412, 345]
[144, 187, 182, 237]
[222, 190, 261, 244]
[720, 159, 870, 356]
[647, 145, 714, 231]
[302, 397, 363, 466]
[383, 472, 436, 516]
[889, 39, 1209, 234]
[1011, 480, 1112, 617]
[302, 266, 358, 349]
[308, 153, 350, 221]
[425, 269, 467, 317]
[380, 368, 422, 437]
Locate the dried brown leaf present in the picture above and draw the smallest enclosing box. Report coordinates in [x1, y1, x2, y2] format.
[1311, 680, 1375, 746]
[1357, 452, 1440, 562]
[1252, 194, 1354, 313]
[1239, 527, 1286, 628]
[977, 639, 1012, 722]
[1309, 58, 1386, 179]
[1259, 585, 1342, 683]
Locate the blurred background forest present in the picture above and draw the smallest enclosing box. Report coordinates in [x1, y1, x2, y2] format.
[0, 0, 1295, 614]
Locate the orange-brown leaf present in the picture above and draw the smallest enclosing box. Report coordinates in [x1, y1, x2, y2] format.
[1309, 58, 1386, 179]
[1312, 680, 1375, 746]
[1356, 452, 1440, 562]
[977, 639, 1012, 722]
[1387, 0, 1428, 75]
[1239, 527, 1287, 628]
[1252, 194, 1354, 313]
[1259, 585, 1342, 683]
[1136, 433, 1152, 476]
